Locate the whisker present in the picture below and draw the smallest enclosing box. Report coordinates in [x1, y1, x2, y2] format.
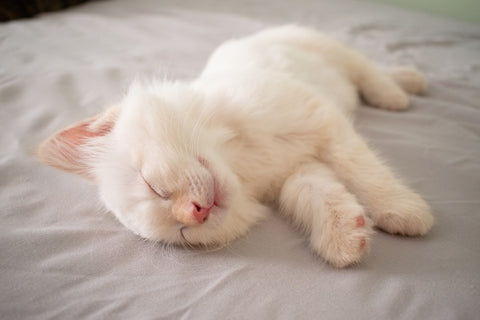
[179, 226, 230, 253]
[180, 226, 195, 249]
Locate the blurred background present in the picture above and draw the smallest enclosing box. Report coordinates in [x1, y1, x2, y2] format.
[368, 0, 480, 24]
[1, 0, 479, 24]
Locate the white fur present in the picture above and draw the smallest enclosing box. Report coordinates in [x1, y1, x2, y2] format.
[38, 25, 433, 267]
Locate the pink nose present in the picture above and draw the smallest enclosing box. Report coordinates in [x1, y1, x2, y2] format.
[192, 203, 210, 224]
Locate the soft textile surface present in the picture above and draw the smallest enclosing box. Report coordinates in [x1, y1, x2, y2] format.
[1, 0, 479, 319]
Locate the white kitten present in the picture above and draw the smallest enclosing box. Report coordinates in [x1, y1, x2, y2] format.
[38, 25, 433, 267]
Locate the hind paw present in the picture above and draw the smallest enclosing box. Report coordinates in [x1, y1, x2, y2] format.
[361, 73, 410, 111]
[388, 66, 427, 95]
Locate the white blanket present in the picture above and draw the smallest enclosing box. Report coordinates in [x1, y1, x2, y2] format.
[1, 0, 479, 318]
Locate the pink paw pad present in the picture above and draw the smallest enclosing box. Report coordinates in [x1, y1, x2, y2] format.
[359, 238, 366, 249]
[356, 215, 365, 227]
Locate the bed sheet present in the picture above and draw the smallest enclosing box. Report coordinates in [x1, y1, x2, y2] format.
[1, 0, 479, 319]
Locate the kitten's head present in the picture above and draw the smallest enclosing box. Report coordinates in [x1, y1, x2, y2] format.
[38, 82, 263, 248]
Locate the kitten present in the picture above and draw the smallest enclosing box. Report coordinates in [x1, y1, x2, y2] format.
[38, 25, 433, 267]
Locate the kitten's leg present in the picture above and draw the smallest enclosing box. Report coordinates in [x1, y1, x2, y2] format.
[279, 163, 373, 268]
[320, 112, 434, 236]
[261, 26, 425, 111]
[327, 45, 422, 110]
[281, 27, 411, 111]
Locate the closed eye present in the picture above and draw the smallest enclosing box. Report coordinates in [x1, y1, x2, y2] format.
[140, 172, 172, 200]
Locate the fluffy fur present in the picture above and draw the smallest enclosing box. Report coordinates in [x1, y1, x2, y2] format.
[38, 25, 434, 267]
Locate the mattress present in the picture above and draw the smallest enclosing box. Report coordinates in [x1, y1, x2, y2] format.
[1, 0, 479, 319]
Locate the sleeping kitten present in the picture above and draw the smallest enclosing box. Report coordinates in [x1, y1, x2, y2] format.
[38, 25, 433, 267]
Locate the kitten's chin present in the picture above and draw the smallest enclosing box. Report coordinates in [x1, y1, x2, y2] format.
[177, 226, 231, 250]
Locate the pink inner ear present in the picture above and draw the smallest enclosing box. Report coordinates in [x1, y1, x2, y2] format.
[59, 121, 112, 144]
[38, 108, 118, 178]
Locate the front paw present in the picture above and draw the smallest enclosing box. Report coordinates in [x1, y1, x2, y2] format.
[311, 206, 373, 268]
[371, 190, 434, 236]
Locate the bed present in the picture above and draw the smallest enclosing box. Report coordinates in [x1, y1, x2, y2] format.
[1, 0, 479, 318]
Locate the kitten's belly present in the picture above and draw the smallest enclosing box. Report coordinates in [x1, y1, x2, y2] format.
[230, 137, 320, 204]
[219, 78, 336, 203]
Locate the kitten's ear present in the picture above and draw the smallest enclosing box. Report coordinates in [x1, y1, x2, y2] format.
[37, 107, 119, 179]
